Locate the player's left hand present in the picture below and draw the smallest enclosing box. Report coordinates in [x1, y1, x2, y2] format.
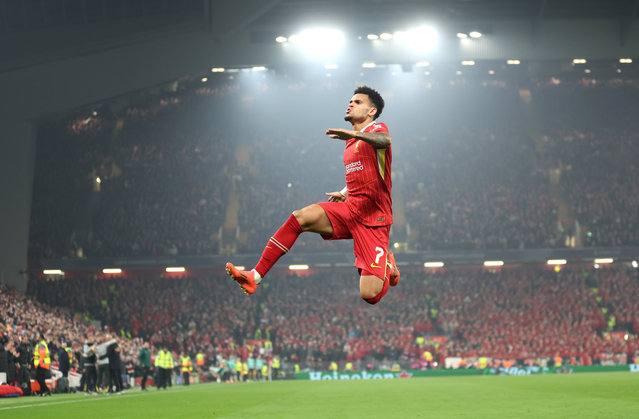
[326, 128, 356, 141]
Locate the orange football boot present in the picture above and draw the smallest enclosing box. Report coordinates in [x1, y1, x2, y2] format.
[387, 252, 400, 287]
[225, 262, 259, 295]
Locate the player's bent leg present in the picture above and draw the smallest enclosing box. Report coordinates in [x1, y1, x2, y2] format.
[360, 274, 389, 305]
[293, 204, 334, 236]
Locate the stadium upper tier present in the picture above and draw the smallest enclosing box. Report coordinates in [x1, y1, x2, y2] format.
[29, 74, 639, 262]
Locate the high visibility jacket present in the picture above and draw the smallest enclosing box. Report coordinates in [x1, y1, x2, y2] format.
[181, 356, 192, 373]
[155, 350, 165, 368]
[272, 357, 280, 369]
[344, 362, 353, 371]
[242, 362, 249, 375]
[554, 356, 562, 368]
[478, 357, 487, 369]
[423, 351, 433, 362]
[235, 360, 242, 372]
[329, 362, 338, 371]
[166, 352, 174, 369]
[261, 365, 268, 376]
[34, 340, 51, 369]
[65, 347, 74, 364]
[294, 364, 300, 373]
[196, 353, 205, 366]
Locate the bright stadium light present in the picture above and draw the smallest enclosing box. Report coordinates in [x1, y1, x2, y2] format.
[211, 67, 225, 72]
[572, 58, 587, 64]
[288, 28, 345, 58]
[103, 268, 122, 274]
[416, 61, 430, 67]
[547, 259, 567, 265]
[632, 260, 638, 268]
[455, 70, 463, 75]
[484, 261, 504, 267]
[289, 264, 309, 270]
[457, 32, 468, 39]
[619, 58, 632, 64]
[362, 62, 376, 68]
[367, 34, 379, 40]
[488, 70, 495, 75]
[424, 262, 445, 268]
[394, 26, 438, 51]
[461, 60, 475, 66]
[594, 258, 613, 264]
[165, 267, 185, 273]
[275, 36, 288, 43]
[43, 269, 64, 275]
[507, 59, 521, 65]
[251, 66, 267, 72]
[201, 77, 208, 82]
[469, 31, 482, 38]
[380, 32, 393, 40]
[324, 63, 339, 69]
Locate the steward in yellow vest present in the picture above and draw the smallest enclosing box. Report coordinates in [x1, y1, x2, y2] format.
[180, 353, 192, 386]
[33, 334, 52, 395]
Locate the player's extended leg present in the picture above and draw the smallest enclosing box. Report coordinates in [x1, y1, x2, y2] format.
[226, 204, 333, 294]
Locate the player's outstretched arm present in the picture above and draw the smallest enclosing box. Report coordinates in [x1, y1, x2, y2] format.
[325, 128, 391, 147]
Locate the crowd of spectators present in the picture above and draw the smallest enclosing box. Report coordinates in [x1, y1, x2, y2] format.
[25, 264, 639, 372]
[28, 74, 639, 260]
[533, 83, 639, 247]
[0, 281, 144, 391]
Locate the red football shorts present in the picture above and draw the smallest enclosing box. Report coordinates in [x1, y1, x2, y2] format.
[317, 201, 390, 281]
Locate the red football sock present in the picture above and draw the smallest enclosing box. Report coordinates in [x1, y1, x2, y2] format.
[254, 214, 303, 278]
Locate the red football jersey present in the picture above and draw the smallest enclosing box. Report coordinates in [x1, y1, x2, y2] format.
[343, 121, 393, 226]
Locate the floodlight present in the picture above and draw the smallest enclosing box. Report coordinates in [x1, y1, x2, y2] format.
[103, 268, 122, 274]
[594, 258, 613, 264]
[211, 67, 225, 72]
[289, 28, 345, 58]
[547, 259, 567, 265]
[380, 32, 393, 40]
[619, 58, 632, 64]
[469, 31, 482, 38]
[457, 33, 468, 39]
[506, 59, 521, 65]
[201, 77, 208, 82]
[488, 70, 495, 75]
[424, 262, 445, 268]
[632, 260, 638, 268]
[416, 61, 430, 67]
[43, 269, 64, 275]
[483, 261, 504, 267]
[289, 264, 309, 270]
[367, 34, 379, 40]
[362, 62, 376, 68]
[572, 58, 587, 64]
[275, 36, 288, 43]
[165, 267, 185, 273]
[252, 66, 267, 71]
[461, 60, 475, 66]
[394, 26, 438, 51]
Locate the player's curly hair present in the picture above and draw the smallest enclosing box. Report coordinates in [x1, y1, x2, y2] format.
[354, 85, 384, 119]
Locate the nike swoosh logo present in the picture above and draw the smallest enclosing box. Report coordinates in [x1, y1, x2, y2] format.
[370, 263, 381, 268]
[239, 273, 249, 284]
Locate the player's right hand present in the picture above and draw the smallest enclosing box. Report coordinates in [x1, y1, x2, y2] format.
[325, 191, 346, 202]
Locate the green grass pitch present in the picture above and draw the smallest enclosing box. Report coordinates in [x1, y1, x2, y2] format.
[1, 372, 638, 418]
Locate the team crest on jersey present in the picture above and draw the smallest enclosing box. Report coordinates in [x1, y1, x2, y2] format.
[354, 140, 361, 153]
